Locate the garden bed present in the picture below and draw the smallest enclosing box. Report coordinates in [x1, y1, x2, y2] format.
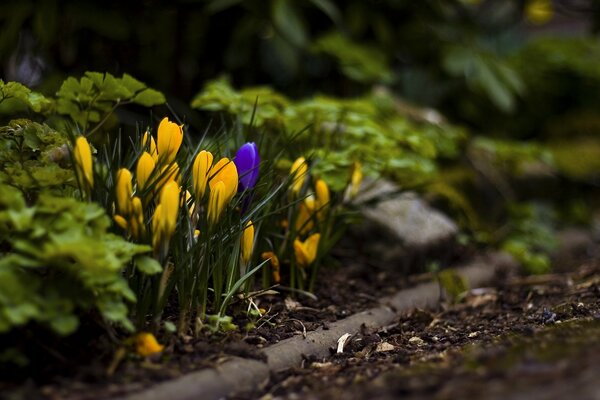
[3, 228, 598, 400]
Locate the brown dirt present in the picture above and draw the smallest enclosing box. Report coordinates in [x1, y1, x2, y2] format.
[230, 261, 600, 400]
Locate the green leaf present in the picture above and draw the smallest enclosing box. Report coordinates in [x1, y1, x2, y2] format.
[49, 314, 79, 336]
[272, 0, 307, 47]
[134, 255, 162, 275]
[132, 88, 166, 107]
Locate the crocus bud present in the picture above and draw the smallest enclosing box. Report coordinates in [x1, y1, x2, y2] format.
[289, 157, 307, 197]
[315, 179, 330, 219]
[73, 136, 93, 191]
[209, 158, 238, 204]
[142, 131, 158, 163]
[159, 181, 180, 239]
[207, 181, 227, 225]
[130, 196, 145, 240]
[241, 220, 254, 264]
[136, 152, 155, 191]
[192, 150, 213, 201]
[350, 162, 363, 198]
[116, 168, 133, 216]
[157, 117, 183, 164]
[151, 181, 180, 253]
[295, 199, 315, 235]
[234, 142, 260, 192]
[293, 233, 320, 268]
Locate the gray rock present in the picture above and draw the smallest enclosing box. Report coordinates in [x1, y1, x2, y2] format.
[350, 179, 459, 269]
[355, 179, 458, 248]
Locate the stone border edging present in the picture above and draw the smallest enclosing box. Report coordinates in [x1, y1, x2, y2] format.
[121, 252, 516, 400]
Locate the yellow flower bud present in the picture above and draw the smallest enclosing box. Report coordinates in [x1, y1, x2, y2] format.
[130, 196, 145, 239]
[295, 200, 315, 235]
[116, 168, 133, 216]
[157, 117, 183, 164]
[142, 131, 158, 163]
[159, 181, 180, 239]
[293, 233, 320, 268]
[209, 158, 238, 204]
[315, 179, 330, 219]
[113, 214, 128, 230]
[73, 136, 93, 190]
[350, 162, 363, 198]
[289, 157, 307, 197]
[133, 332, 164, 357]
[151, 181, 180, 253]
[136, 152, 156, 192]
[241, 220, 254, 264]
[207, 180, 227, 225]
[192, 150, 214, 201]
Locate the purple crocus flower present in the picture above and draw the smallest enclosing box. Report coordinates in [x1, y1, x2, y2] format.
[234, 142, 260, 192]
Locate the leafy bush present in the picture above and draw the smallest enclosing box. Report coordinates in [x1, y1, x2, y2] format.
[0, 183, 159, 335]
[192, 78, 467, 191]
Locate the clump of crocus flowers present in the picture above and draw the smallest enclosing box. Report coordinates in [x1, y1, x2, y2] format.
[71, 115, 359, 334]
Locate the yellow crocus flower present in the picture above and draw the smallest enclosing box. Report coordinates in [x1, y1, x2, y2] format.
[133, 332, 164, 357]
[207, 180, 227, 225]
[151, 181, 180, 253]
[136, 151, 156, 191]
[295, 198, 315, 235]
[116, 168, 133, 216]
[209, 158, 238, 204]
[113, 214, 128, 230]
[157, 117, 183, 164]
[73, 136, 93, 191]
[350, 162, 363, 198]
[289, 157, 307, 197]
[241, 220, 254, 264]
[192, 150, 214, 201]
[294, 233, 320, 268]
[315, 179, 330, 219]
[130, 196, 145, 240]
[159, 181, 180, 239]
[142, 131, 158, 163]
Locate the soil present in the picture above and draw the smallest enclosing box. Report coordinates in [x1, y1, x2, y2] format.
[2, 236, 600, 400]
[232, 260, 600, 400]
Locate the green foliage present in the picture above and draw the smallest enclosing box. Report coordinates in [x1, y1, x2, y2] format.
[0, 80, 51, 114]
[501, 203, 558, 275]
[470, 137, 553, 177]
[438, 269, 469, 303]
[443, 45, 524, 113]
[192, 78, 467, 191]
[312, 31, 393, 84]
[55, 72, 165, 132]
[500, 36, 600, 139]
[0, 184, 158, 335]
[549, 138, 600, 181]
[0, 119, 73, 192]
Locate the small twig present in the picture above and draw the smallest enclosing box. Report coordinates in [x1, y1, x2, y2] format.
[289, 319, 307, 339]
